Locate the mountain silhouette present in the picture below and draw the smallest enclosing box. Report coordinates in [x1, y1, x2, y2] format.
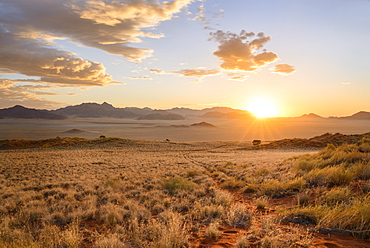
[341, 111, 370, 120]
[0, 105, 66, 119]
[52, 102, 139, 118]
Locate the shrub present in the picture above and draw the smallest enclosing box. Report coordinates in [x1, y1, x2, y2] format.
[198, 205, 225, 220]
[186, 170, 201, 178]
[220, 177, 244, 189]
[296, 191, 311, 206]
[352, 161, 370, 180]
[318, 196, 370, 238]
[94, 233, 125, 248]
[325, 166, 354, 186]
[319, 187, 351, 206]
[294, 159, 317, 172]
[205, 222, 220, 238]
[305, 168, 328, 186]
[257, 179, 285, 197]
[213, 189, 233, 207]
[236, 235, 250, 248]
[255, 196, 269, 210]
[226, 204, 252, 227]
[162, 177, 197, 194]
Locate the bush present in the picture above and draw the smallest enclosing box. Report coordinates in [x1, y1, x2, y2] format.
[205, 222, 220, 238]
[162, 177, 197, 194]
[318, 187, 351, 206]
[226, 204, 252, 227]
[255, 196, 269, 210]
[325, 166, 354, 186]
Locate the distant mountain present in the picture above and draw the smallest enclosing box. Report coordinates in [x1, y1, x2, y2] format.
[298, 113, 323, 119]
[0, 105, 66, 120]
[52, 102, 140, 118]
[137, 111, 185, 120]
[167, 106, 241, 117]
[121, 107, 153, 116]
[341, 111, 370, 120]
[190, 122, 216, 128]
[201, 110, 254, 119]
[1, 103, 368, 121]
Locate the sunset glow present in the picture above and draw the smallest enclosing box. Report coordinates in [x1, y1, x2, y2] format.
[246, 98, 278, 118]
[0, 0, 369, 117]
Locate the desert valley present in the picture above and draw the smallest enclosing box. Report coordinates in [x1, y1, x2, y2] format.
[1, 0, 370, 247]
[1, 102, 369, 142]
[1, 103, 370, 247]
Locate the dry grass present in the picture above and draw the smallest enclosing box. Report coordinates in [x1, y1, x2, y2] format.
[1, 134, 369, 247]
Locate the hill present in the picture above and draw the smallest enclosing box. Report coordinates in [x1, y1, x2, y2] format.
[0, 105, 66, 120]
[52, 102, 139, 118]
[137, 111, 185, 120]
[260, 132, 370, 149]
[298, 113, 323, 119]
[341, 111, 370, 120]
[201, 110, 254, 119]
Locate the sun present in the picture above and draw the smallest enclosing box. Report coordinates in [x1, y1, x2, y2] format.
[246, 98, 278, 118]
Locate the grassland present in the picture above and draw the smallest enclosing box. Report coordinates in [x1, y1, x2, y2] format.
[0, 133, 369, 247]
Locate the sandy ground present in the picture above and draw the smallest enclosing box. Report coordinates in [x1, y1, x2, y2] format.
[2, 140, 370, 247]
[0, 117, 369, 142]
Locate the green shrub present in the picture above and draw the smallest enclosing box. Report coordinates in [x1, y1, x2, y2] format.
[220, 177, 244, 189]
[325, 166, 354, 186]
[352, 162, 370, 180]
[319, 187, 351, 206]
[162, 177, 197, 194]
[319, 196, 370, 238]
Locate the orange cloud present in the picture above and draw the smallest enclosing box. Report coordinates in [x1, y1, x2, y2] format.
[150, 67, 220, 78]
[150, 69, 166, 74]
[0, 79, 63, 108]
[272, 64, 296, 75]
[210, 30, 279, 71]
[227, 73, 249, 82]
[0, 27, 116, 87]
[172, 68, 221, 77]
[0, 0, 194, 62]
[126, 76, 153, 80]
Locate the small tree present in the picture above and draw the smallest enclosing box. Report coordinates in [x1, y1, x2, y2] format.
[252, 140, 261, 146]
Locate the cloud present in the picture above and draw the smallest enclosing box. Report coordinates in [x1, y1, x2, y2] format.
[0, 27, 116, 86]
[150, 67, 220, 78]
[272, 64, 296, 75]
[227, 73, 249, 82]
[0, 0, 194, 62]
[0, 79, 63, 108]
[126, 76, 153, 80]
[150, 69, 166, 74]
[171, 68, 221, 77]
[210, 30, 279, 71]
[192, 3, 209, 24]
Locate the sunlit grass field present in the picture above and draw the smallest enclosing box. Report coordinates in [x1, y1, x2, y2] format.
[0, 134, 369, 247]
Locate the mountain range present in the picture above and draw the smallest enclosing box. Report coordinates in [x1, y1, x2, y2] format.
[0, 102, 369, 120]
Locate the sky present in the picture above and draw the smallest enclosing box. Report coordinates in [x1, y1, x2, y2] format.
[0, 0, 369, 117]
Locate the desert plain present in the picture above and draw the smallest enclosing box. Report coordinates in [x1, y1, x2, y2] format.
[1, 117, 370, 142]
[1, 125, 370, 247]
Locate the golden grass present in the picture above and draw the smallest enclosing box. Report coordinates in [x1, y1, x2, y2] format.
[1, 135, 369, 246]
